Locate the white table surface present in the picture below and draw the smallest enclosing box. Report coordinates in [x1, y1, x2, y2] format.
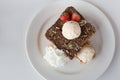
[0, 0, 120, 80]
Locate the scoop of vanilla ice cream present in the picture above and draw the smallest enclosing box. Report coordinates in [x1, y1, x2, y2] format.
[77, 45, 95, 64]
[43, 45, 70, 68]
[62, 21, 81, 40]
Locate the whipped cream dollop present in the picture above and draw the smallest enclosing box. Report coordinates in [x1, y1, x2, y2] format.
[62, 21, 81, 40]
[43, 45, 70, 68]
[77, 45, 95, 64]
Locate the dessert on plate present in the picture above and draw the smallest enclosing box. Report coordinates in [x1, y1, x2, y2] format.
[44, 6, 96, 68]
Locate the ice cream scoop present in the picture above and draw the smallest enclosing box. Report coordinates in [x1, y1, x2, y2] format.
[62, 21, 81, 40]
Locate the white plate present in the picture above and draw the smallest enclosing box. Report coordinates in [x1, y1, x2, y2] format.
[26, 0, 115, 80]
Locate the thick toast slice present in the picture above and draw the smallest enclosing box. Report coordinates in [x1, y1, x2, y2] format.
[45, 6, 95, 59]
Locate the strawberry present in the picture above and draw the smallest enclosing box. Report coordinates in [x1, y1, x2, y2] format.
[72, 13, 81, 21]
[60, 12, 70, 22]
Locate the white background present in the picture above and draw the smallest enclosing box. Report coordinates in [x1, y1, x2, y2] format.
[0, 0, 120, 80]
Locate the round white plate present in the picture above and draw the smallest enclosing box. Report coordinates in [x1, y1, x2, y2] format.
[26, 0, 115, 80]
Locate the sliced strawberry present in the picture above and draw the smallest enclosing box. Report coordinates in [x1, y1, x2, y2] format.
[60, 12, 70, 22]
[72, 13, 81, 21]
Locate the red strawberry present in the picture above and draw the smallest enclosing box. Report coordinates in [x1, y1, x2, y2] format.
[60, 12, 70, 22]
[72, 13, 81, 21]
